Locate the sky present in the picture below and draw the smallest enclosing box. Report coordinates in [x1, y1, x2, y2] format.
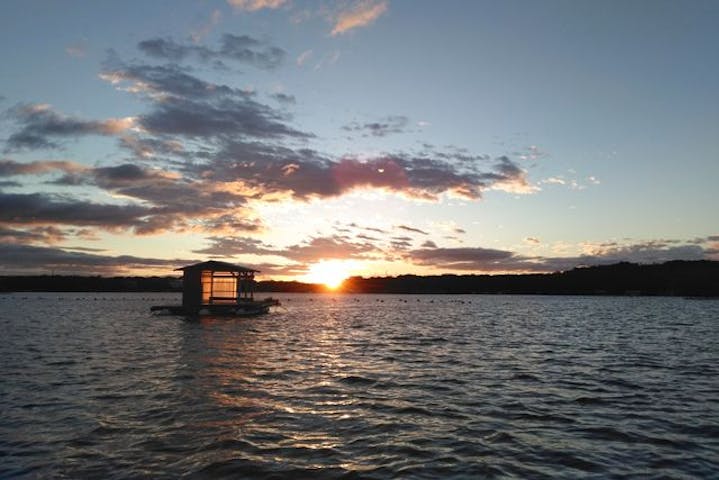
[1, 0, 718, 283]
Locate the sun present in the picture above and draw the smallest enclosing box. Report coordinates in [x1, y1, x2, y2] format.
[305, 260, 354, 290]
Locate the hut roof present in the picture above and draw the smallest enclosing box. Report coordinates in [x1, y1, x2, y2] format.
[176, 260, 260, 273]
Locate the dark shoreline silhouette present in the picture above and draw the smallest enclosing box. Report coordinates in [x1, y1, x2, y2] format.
[1, 260, 717, 297]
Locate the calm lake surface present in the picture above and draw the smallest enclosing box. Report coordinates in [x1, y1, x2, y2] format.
[1, 293, 718, 478]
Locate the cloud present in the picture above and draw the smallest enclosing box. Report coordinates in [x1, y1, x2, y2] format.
[0, 159, 86, 177]
[227, 0, 287, 11]
[199, 140, 534, 201]
[313, 50, 341, 70]
[356, 233, 380, 241]
[193, 236, 275, 256]
[486, 156, 538, 194]
[65, 42, 87, 58]
[0, 191, 155, 230]
[0, 226, 66, 244]
[397, 224, 428, 235]
[407, 240, 714, 273]
[1, 161, 262, 235]
[0, 243, 194, 275]
[118, 136, 185, 159]
[540, 172, 600, 191]
[542, 176, 566, 185]
[137, 34, 285, 69]
[4, 104, 135, 151]
[514, 145, 546, 162]
[193, 234, 380, 264]
[219, 34, 285, 69]
[191, 9, 222, 43]
[409, 246, 519, 270]
[343, 115, 409, 137]
[100, 60, 308, 140]
[270, 92, 296, 104]
[296, 49, 313, 67]
[331, 0, 388, 36]
[1, 42, 543, 249]
[278, 235, 379, 262]
[578, 241, 707, 265]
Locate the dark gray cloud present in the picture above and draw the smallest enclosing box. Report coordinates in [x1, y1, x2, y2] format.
[192, 234, 380, 263]
[141, 97, 307, 139]
[397, 225, 428, 235]
[199, 215, 263, 233]
[101, 61, 308, 140]
[390, 236, 413, 249]
[103, 62, 234, 99]
[343, 115, 409, 137]
[407, 241, 713, 273]
[219, 34, 285, 69]
[356, 233, 380, 241]
[278, 236, 379, 262]
[251, 262, 310, 277]
[192, 236, 273, 256]
[270, 92, 296, 104]
[0, 243, 194, 275]
[411, 246, 515, 263]
[73, 164, 258, 233]
[4, 104, 133, 152]
[0, 191, 155, 229]
[577, 243, 707, 265]
[96, 53, 533, 204]
[118, 136, 186, 159]
[0, 149, 263, 236]
[138, 34, 285, 70]
[0, 225, 66, 244]
[197, 140, 532, 201]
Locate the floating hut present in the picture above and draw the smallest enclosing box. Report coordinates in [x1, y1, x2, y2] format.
[151, 260, 279, 316]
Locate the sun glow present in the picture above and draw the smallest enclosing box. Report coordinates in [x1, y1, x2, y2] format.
[304, 260, 354, 289]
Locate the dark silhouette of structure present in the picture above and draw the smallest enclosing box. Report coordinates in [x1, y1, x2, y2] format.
[176, 260, 259, 310]
[150, 261, 279, 316]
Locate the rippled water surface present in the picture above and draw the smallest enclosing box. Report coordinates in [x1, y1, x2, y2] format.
[1, 293, 718, 478]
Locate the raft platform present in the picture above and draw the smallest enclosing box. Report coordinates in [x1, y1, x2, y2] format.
[151, 298, 280, 316]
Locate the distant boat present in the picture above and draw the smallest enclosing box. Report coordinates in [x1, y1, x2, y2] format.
[150, 260, 280, 316]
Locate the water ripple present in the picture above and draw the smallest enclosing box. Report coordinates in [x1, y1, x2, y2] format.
[1, 293, 718, 478]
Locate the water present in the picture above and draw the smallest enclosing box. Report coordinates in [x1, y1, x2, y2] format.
[1, 293, 718, 478]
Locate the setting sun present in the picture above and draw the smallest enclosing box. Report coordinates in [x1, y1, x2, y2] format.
[304, 260, 355, 289]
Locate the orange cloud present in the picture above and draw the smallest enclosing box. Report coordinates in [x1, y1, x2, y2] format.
[98, 117, 136, 134]
[227, 0, 287, 11]
[331, 0, 388, 36]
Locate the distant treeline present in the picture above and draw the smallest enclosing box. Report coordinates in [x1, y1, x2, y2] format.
[1, 260, 718, 296]
[341, 261, 719, 296]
